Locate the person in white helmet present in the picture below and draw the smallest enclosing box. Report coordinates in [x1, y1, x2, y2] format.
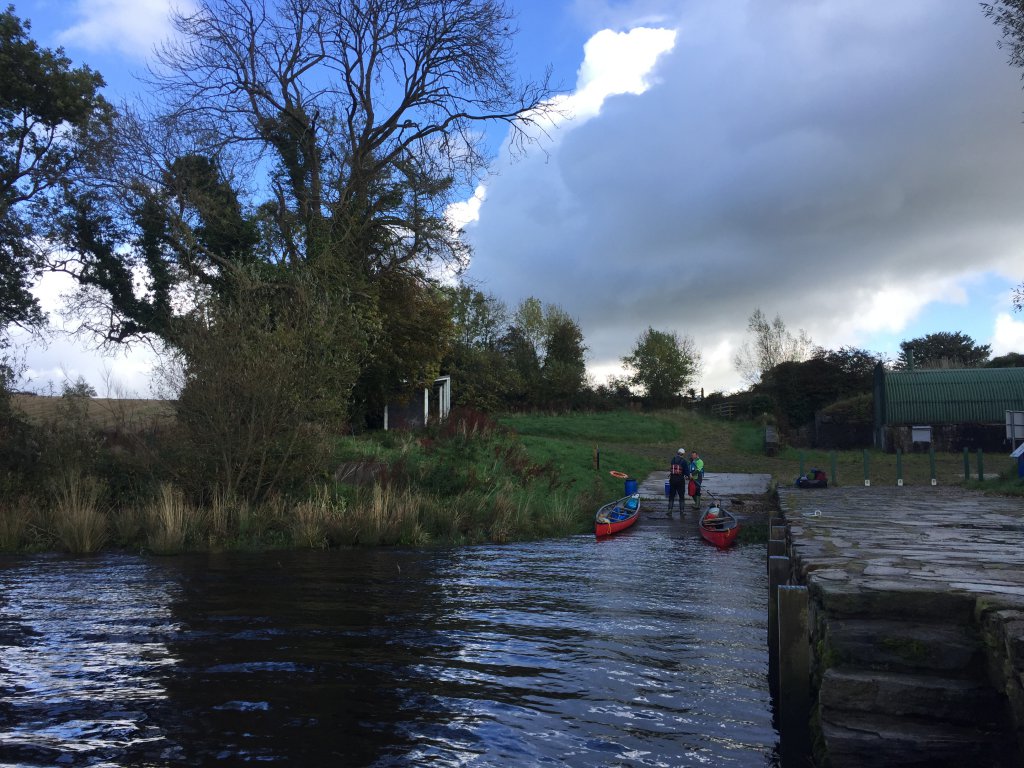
[666, 447, 690, 515]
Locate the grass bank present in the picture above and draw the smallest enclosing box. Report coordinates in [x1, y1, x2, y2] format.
[3, 402, 1019, 555]
[500, 408, 1019, 490]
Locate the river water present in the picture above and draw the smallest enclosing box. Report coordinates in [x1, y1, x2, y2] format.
[0, 521, 778, 767]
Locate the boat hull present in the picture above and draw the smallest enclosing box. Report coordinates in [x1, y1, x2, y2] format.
[595, 494, 640, 538]
[699, 508, 740, 549]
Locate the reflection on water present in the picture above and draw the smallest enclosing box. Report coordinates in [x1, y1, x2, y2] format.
[0, 523, 778, 766]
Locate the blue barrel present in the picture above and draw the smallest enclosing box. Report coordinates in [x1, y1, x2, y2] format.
[664, 480, 670, 496]
[624, 477, 638, 496]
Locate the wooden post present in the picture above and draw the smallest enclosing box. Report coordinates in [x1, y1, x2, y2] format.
[768, 555, 790, 696]
[778, 585, 811, 766]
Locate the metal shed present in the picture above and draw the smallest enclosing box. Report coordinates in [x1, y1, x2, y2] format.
[873, 366, 1024, 451]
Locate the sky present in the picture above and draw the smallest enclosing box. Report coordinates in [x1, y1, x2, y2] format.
[8, 0, 1024, 397]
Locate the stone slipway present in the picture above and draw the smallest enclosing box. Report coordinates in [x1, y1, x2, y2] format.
[778, 484, 1024, 767]
[636, 471, 771, 509]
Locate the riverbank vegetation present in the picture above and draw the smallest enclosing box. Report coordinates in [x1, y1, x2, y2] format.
[2, 393, 1015, 555]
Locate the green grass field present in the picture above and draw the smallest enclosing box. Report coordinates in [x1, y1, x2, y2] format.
[500, 409, 1022, 491]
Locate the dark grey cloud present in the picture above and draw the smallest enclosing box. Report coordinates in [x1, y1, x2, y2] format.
[465, 1, 1024, 390]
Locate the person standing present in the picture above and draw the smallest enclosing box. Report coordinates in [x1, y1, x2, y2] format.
[667, 448, 690, 515]
[689, 450, 705, 509]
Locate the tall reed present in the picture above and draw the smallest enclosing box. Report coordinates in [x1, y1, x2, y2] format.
[0, 496, 32, 551]
[291, 486, 341, 549]
[147, 483, 199, 554]
[50, 472, 108, 554]
[341, 484, 421, 545]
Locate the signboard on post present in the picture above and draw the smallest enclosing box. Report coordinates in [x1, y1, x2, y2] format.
[1007, 411, 1024, 449]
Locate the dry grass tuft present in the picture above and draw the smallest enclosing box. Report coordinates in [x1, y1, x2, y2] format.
[0, 496, 34, 551]
[147, 484, 202, 554]
[50, 472, 109, 554]
[291, 487, 341, 549]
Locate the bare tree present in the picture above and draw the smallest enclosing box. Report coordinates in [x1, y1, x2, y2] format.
[149, 0, 555, 274]
[733, 308, 813, 387]
[51, 0, 558, 446]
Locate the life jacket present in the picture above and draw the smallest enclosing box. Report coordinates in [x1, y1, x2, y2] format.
[690, 458, 704, 479]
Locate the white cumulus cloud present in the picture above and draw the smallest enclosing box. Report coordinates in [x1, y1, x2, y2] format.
[58, 0, 191, 59]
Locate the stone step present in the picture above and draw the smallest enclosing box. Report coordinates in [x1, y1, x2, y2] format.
[826, 618, 984, 675]
[820, 668, 1008, 727]
[809, 575, 978, 624]
[821, 710, 1013, 768]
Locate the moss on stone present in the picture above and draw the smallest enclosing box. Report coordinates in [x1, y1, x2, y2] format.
[881, 636, 931, 662]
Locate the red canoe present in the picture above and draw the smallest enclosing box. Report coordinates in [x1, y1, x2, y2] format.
[699, 506, 740, 548]
[595, 493, 640, 538]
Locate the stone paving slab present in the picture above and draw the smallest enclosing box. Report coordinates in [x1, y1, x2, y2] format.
[637, 471, 772, 519]
[779, 485, 1024, 603]
[637, 471, 771, 500]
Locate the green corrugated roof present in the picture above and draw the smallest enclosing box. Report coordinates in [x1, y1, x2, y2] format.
[885, 368, 1024, 424]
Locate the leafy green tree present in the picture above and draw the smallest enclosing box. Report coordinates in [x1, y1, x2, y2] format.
[0, 6, 112, 333]
[759, 346, 884, 428]
[733, 308, 813, 386]
[503, 298, 588, 409]
[350, 271, 455, 426]
[448, 285, 509, 350]
[174, 268, 361, 501]
[442, 286, 511, 412]
[812, 346, 885, 395]
[622, 327, 702, 408]
[896, 331, 991, 369]
[989, 351, 1024, 367]
[61, 376, 97, 399]
[498, 325, 541, 410]
[538, 307, 587, 409]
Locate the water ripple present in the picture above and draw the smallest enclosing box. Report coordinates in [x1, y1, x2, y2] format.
[0, 525, 777, 766]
